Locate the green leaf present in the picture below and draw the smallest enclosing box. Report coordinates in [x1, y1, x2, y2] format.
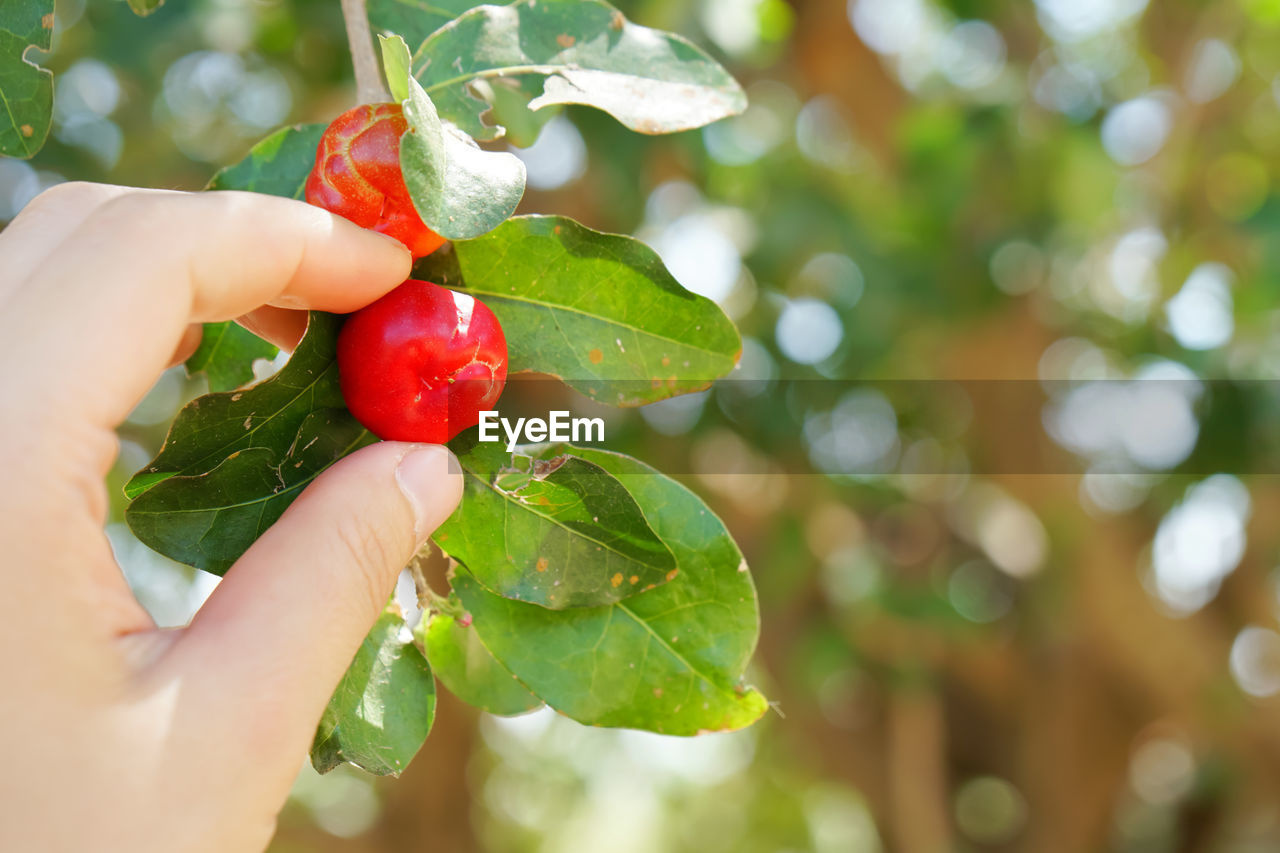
[0, 0, 54, 158]
[124, 0, 165, 16]
[416, 215, 741, 405]
[367, 0, 486, 49]
[434, 437, 676, 608]
[185, 322, 279, 393]
[313, 605, 436, 776]
[451, 445, 766, 735]
[378, 33, 413, 104]
[126, 408, 374, 574]
[206, 123, 325, 199]
[400, 74, 525, 240]
[125, 313, 378, 574]
[422, 607, 542, 715]
[124, 312, 346, 501]
[484, 78, 559, 149]
[412, 0, 746, 141]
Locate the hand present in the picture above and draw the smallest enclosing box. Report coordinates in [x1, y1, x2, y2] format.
[0, 183, 463, 852]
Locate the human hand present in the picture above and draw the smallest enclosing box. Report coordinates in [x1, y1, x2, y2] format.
[0, 183, 463, 852]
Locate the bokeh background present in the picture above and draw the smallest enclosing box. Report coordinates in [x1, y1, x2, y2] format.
[14, 0, 1280, 849]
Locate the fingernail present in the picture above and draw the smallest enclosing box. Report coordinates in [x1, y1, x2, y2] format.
[368, 228, 412, 254]
[395, 445, 462, 540]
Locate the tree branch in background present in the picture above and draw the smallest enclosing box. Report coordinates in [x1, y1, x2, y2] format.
[340, 0, 389, 104]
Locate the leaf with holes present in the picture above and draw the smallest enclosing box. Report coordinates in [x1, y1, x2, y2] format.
[450, 445, 765, 734]
[0, 0, 54, 158]
[126, 408, 374, 574]
[408, 0, 745, 142]
[125, 313, 378, 573]
[434, 437, 676, 609]
[124, 312, 346, 500]
[415, 215, 741, 405]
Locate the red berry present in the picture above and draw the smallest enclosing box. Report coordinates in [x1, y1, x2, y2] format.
[338, 280, 508, 443]
[305, 103, 446, 258]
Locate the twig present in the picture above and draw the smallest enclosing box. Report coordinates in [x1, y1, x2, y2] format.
[340, 0, 390, 104]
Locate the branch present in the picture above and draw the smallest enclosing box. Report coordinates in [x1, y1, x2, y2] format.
[340, 0, 390, 104]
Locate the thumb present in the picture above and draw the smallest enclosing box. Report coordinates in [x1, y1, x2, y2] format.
[169, 442, 462, 736]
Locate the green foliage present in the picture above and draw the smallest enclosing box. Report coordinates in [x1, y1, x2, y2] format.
[206, 123, 325, 199]
[367, 0, 483, 49]
[0, 0, 54, 158]
[450, 444, 765, 734]
[421, 606, 543, 715]
[418, 215, 742, 405]
[312, 604, 437, 776]
[119, 0, 761, 776]
[408, 0, 746, 141]
[435, 437, 676, 608]
[184, 322, 279, 393]
[125, 314, 376, 572]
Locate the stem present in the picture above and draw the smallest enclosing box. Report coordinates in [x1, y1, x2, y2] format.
[340, 0, 389, 104]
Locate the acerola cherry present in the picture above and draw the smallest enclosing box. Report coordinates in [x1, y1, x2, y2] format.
[305, 103, 446, 258]
[338, 280, 508, 443]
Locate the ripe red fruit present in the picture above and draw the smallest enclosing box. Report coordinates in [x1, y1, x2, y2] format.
[338, 280, 508, 443]
[305, 103, 446, 258]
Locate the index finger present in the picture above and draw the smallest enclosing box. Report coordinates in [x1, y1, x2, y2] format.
[0, 186, 412, 437]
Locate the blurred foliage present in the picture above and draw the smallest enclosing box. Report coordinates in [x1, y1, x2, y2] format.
[17, 0, 1280, 849]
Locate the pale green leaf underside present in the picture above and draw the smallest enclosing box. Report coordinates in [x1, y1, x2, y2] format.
[401, 73, 525, 240]
[379, 33, 414, 103]
[423, 608, 542, 715]
[313, 606, 437, 776]
[410, 0, 746, 141]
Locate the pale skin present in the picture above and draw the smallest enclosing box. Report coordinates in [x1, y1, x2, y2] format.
[0, 183, 464, 852]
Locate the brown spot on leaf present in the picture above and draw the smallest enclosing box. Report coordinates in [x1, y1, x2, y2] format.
[41, 13, 54, 29]
[588, 348, 603, 364]
[556, 33, 576, 48]
[532, 455, 569, 478]
[666, 568, 679, 582]
[629, 575, 639, 584]
[536, 557, 549, 573]
[610, 573, 623, 588]
[20, 125, 33, 138]
[661, 356, 670, 367]
[610, 10, 625, 29]
[653, 687, 663, 697]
